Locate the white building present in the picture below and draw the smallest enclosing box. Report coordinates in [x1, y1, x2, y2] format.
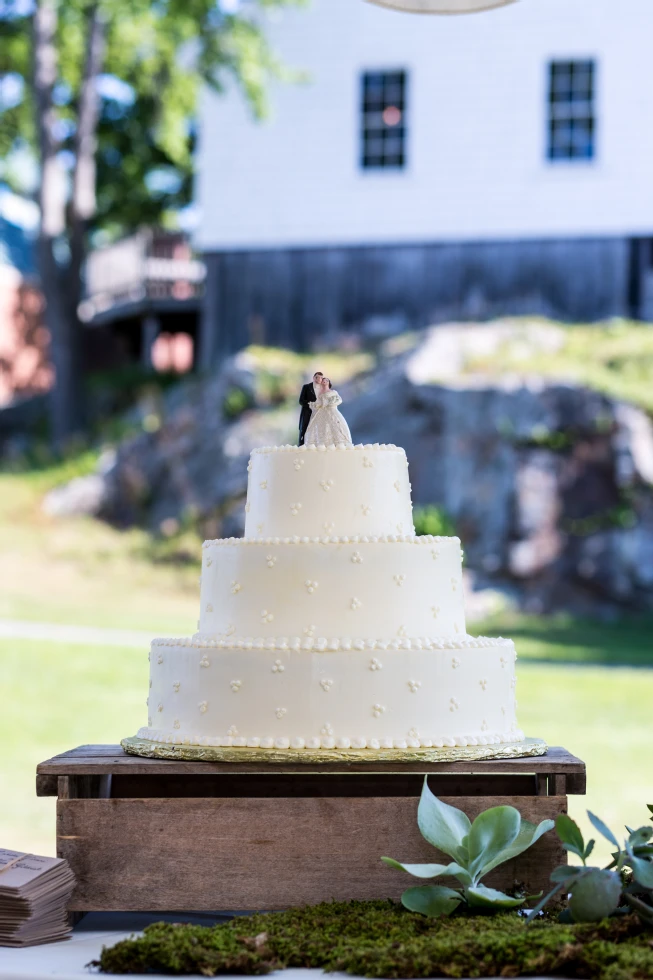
[196, 0, 653, 364]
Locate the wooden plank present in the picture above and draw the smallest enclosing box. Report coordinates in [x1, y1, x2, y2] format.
[36, 774, 58, 797]
[38, 745, 586, 779]
[58, 796, 567, 912]
[109, 773, 539, 800]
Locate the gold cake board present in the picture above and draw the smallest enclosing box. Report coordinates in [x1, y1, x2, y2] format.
[121, 734, 547, 764]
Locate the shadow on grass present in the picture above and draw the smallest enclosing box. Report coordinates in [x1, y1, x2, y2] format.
[478, 612, 653, 668]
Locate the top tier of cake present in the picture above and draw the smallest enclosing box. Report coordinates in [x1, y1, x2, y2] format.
[244, 444, 414, 539]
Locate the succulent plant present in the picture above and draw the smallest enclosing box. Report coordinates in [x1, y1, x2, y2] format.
[382, 778, 554, 917]
[527, 807, 653, 925]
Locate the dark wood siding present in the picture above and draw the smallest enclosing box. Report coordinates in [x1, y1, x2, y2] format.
[200, 237, 630, 366]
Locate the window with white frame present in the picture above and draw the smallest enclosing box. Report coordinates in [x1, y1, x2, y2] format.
[360, 70, 407, 170]
[547, 60, 596, 161]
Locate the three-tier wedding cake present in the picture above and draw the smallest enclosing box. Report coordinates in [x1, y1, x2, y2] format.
[135, 443, 524, 753]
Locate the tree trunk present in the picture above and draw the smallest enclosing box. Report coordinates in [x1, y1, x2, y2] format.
[32, 0, 81, 447]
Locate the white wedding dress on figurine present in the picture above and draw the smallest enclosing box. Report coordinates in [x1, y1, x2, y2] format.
[304, 390, 353, 447]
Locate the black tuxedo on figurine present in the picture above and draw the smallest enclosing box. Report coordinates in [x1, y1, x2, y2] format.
[298, 381, 317, 446]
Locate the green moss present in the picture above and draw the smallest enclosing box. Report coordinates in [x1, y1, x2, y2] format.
[94, 900, 653, 978]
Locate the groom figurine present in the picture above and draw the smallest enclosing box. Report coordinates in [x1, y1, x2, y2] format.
[298, 371, 323, 446]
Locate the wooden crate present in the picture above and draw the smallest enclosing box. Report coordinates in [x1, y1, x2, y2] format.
[36, 744, 585, 913]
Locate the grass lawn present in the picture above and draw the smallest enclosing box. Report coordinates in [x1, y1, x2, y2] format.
[2, 634, 651, 868]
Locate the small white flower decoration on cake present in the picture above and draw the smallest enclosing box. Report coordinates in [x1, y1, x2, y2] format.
[320, 678, 334, 693]
[259, 480, 268, 490]
[266, 555, 277, 568]
[431, 549, 440, 560]
[510, 676, 517, 690]
[206, 603, 213, 613]
[500, 655, 509, 668]
[393, 480, 401, 493]
[157, 702, 164, 712]
[293, 458, 304, 471]
[198, 701, 208, 714]
[245, 502, 251, 513]
[290, 502, 302, 516]
[323, 521, 335, 534]
[200, 655, 210, 668]
[351, 551, 363, 564]
[479, 678, 488, 691]
[205, 557, 212, 567]
[261, 609, 274, 624]
[225, 624, 236, 637]
[157, 653, 164, 664]
[230, 581, 242, 595]
[256, 523, 264, 534]
[362, 456, 374, 468]
[247, 461, 252, 473]
[275, 707, 287, 719]
[408, 727, 419, 740]
[397, 625, 407, 637]
[173, 719, 180, 730]
[272, 659, 285, 673]
[305, 580, 318, 594]
[451, 657, 461, 669]
[173, 680, 181, 692]
[227, 725, 238, 737]
[481, 719, 489, 732]
[320, 723, 333, 736]
[451, 577, 458, 592]
[369, 657, 383, 671]
[408, 679, 421, 693]
[304, 625, 316, 637]
[230, 679, 242, 692]
[449, 697, 460, 712]
[501, 705, 507, 716]
[372, 703, 386, 718]
[149, 678, 152, 689]
[431, 605, 441, 619]
[350, 597, 362, 610]
[320, 479, 334, 492]
[394, 574, 406, 587]
[361, 504, 372, 516]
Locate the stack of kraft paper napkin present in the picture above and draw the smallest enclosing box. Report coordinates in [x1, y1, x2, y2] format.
[0, 849, 76, 946]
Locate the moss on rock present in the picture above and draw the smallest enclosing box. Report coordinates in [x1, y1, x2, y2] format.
[94, 900, 653, 979]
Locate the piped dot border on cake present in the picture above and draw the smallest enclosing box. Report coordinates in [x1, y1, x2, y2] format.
[202, 534, 460, 548]
[150, 634, 516, 653]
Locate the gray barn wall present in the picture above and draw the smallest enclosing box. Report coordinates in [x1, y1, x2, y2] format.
[199, 237, 630, 366]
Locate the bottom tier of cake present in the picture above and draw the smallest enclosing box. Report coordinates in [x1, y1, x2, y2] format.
[139, 635, 523, 751]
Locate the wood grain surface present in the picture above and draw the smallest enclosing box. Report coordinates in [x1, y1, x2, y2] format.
[58, 795, 567, 911]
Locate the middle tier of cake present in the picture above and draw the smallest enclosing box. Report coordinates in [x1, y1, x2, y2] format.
[198, 535, 465, 639]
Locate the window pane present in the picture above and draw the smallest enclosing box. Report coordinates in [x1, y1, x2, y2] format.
[360, 69, 407, 171]
[547, 59, 596, 161]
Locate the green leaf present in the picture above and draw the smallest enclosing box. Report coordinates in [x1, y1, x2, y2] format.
[417, 779, 471, 864]
[587, 811, 620, 850]
[381, 857, 469, 882]
[628, 827, 653, 849]
[584, 839, 595, 862]
[550, 865, 587, 883]
[466, 806, 521, 880]
[465, 885, 526, 909]
[647, 805, 653, 816]
[568, 869, 622, 922]
[626, 847, 653, 889]
[555, 814, 586, 855]
[400, 885, 462, 918]
[481, 817, 555, 876]
[562, 842, 586, 860]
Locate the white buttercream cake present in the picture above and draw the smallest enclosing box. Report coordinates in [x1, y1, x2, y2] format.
[138, 443, 524, 751]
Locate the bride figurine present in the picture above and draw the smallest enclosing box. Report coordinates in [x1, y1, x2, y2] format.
[304, 377, 353, 447]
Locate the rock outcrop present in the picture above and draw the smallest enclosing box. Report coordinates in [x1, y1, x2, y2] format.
[44, 331, 653, 613]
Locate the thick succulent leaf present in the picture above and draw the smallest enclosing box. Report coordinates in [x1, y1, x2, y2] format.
[550, 865, 587, 883]
[587, 811, 620, 850]
[401, 885, 462, 918]
[627, 850, 653, 889]
[417, 779, 471, 863]
[584, 839, 595, 862]
[569, 869, 622, 923]
[381, 857, 468, 881]
[467, 806, 521, 881]
[628, 826, 653, 848]
[474, 813, 554, 878]
[647, 805, 653, 816]
[556, 814, 586, 856]
[465, 885, 526, 909]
